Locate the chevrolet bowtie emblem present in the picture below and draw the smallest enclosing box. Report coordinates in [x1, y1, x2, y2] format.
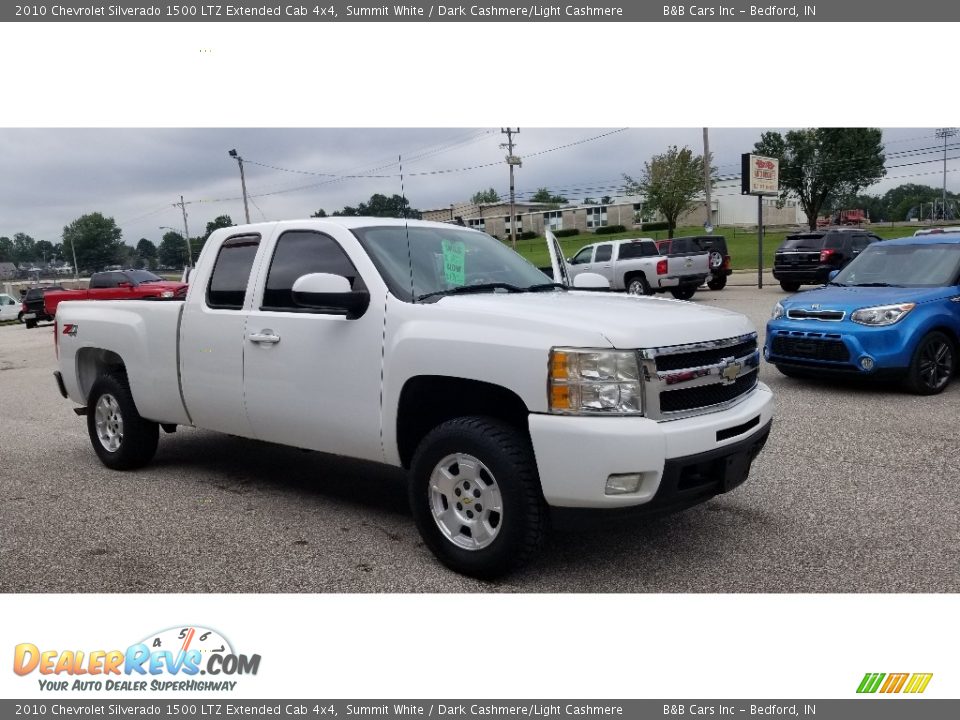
[720, 360, 741, 383]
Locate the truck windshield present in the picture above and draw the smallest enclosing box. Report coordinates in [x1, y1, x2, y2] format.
[352, 226, 553, 302]
[832, 243, 960, 287]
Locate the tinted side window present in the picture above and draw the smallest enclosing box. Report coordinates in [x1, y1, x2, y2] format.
[571, 248, 593, 264]
[207, 235, 261, 310]
[262, 231, 364, 312]
[826, 235, 850, 251]
[851, 236, 870, 252]
[90, 273, 114, 289]
[594, 245, 612, 262]
[618, 242, 657, 259]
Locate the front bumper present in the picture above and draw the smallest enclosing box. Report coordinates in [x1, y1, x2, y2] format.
[765, 319, 914, 374]
[528, 383, 773, 508]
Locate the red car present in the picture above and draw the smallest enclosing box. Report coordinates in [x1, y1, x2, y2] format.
[43, 270, 188, 317]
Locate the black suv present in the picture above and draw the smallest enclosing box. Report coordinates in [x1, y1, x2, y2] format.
[773, 228, 881, 292]
[21, 285, 64, 329]
[658, 235, 732, 290]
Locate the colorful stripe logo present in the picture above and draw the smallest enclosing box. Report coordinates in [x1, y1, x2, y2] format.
[857, 672, 933, 694]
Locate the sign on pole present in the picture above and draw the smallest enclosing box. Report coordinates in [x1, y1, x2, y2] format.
[741, 153, 780, 289]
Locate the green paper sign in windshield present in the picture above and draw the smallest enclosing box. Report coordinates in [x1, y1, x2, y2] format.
[441, 238, 466, 286]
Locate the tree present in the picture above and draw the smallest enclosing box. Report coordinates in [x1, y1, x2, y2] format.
[13, 233, 36, 264]
[531, 187, 568, 205]
[471, 187, 501, 204]
[332, 193, 421, 219]
[136, 238, 157, 259]
[311, 208, 328, 218]
[62, 213, 124, 272]
[624, 145, 710, 238]
[0, 236, 12, 262]
[204, 215, 234, 240]
[753, 128, 885, 231]
[158, 231, 188, 269]
[34, 240, 55, 263]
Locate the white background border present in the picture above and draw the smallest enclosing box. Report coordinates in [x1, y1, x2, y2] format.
[1, 19, 955, 700]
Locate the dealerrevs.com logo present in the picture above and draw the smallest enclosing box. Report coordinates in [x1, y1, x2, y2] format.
[857, 672, 933, 694]
[13, 626, 261, 693]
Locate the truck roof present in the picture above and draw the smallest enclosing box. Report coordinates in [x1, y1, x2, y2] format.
[882, 233, 960, 246]
[212, 217, 487, 235]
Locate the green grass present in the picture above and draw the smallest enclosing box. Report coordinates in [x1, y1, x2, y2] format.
[510, 224, 933, 271]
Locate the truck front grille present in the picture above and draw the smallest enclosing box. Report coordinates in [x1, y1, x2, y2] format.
[640, 333, 760, 421]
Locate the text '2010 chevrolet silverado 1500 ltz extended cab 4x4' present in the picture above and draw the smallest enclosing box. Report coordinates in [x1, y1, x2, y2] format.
[53, 218, 774, 578]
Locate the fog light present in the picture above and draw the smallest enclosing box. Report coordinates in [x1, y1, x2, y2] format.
[605, 473, 642, 495]
[859, 356, 875, 371]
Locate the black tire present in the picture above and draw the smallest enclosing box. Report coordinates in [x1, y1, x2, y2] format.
[626, 274, 653, 296]
[408, 416, 546, 579]
[24, 319, 36, 329]
[779, 281, 801, 293]
[670, 286, 697, 301]
[86, 373, 159, 470]
[17, 312, 24, 324]
[707, 275, 728, 291]
[904, 331, 955, 395]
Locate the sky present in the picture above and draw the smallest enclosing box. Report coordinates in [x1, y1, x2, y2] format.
[0, 127, 955, 248]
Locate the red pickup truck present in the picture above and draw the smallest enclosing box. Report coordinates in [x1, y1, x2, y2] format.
[43, 270, 187, 317]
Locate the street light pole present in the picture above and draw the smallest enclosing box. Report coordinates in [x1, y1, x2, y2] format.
[229, 149, 251, 224]
[501, 128, 520, 249]
[935, 128, 957, 222]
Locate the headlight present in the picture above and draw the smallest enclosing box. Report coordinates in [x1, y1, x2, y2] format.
[851, 303, 915, 326]
[771, 302, 785, 320]
[548, 348, 643, 415]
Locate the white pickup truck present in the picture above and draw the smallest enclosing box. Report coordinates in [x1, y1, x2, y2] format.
[53, 218, 773, 578]
[566, 237, 710, 299]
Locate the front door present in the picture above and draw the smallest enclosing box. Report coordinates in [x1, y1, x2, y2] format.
[242, 228, 385, 463]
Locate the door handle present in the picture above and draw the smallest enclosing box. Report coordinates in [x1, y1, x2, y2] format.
[249, 331, 280, 345]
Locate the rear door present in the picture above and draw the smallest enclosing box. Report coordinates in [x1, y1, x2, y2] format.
[179, 233, 264, 437]
[241, 228, 385, 462]
[592, 244, 615, 282]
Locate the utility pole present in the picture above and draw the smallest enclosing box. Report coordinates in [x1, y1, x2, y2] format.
[173, 196, 193, 267]
[501, 128, 521, 249]
[702, 128, 713, 232]
[936, 128, 956, 223]
[229, 148, 251, 224]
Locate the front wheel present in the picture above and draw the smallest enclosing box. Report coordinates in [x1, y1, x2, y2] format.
[87, 373, 159, 470]
[408, 416, 546, 579]
[904, 331, 955, 395]
[670, 286, 697, 301]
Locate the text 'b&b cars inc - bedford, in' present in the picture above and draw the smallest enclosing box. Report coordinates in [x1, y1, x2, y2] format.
[766, 233, 960, 394]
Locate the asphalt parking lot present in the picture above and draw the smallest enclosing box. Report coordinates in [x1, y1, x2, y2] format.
[1, 282, 957, 593]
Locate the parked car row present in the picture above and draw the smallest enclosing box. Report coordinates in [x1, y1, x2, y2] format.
[766, 232, 960, 395]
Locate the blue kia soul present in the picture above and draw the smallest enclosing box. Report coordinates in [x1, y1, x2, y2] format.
[765, 233, 960, 394]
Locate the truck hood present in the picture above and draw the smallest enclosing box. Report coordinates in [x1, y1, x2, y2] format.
[781, 285, 956, 311]
[432, 291, 755, 349]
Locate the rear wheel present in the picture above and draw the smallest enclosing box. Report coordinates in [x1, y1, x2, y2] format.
[17, 312, 24, 324]
[904, 331, 955, 395]
[670, 286, 697, 301]
[707, 275, 728, 291]
[779, 281, 801, 293]
[408, 416, 546, 579]
[24, 319, 36, 329]
[626, 275, 652, 296]
[87, 373, 159, 470]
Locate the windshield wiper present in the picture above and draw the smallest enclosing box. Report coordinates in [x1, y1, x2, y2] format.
[525, 282, 567, 292]
[417, 283, 524, 302]
[850, 282, 902, 287]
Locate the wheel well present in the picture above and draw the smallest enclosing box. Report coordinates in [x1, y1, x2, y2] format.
[623, 270, 646, 284]
[76, 348, 126, 402]
[396, 376, 530, 469]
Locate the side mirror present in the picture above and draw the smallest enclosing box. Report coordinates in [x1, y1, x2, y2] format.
[572, 272, 610, 290]
[117, 281, 133, 288]
[292, 272, 369, 319]
[828, 270, 840, 281]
